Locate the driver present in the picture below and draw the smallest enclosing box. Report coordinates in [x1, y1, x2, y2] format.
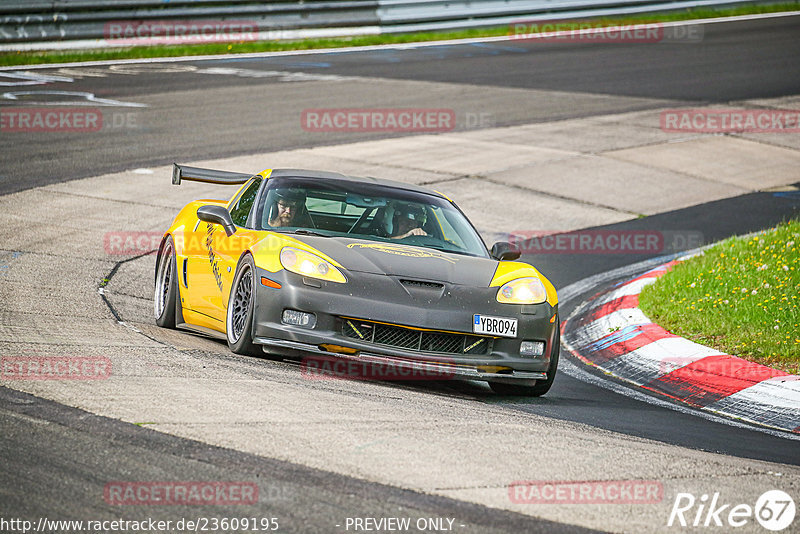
[391, 202, 428, 239]
[268, 189, 306, 228]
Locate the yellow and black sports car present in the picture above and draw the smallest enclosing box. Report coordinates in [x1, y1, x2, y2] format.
[155, 164, 560, 395]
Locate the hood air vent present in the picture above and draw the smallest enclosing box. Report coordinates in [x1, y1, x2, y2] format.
[400, 279, 444, 290]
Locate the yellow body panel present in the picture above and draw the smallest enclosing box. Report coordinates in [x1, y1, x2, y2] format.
[182, 308, 224, 331]
[162, 169, 346, 333]
[255, 169, 273, 180]
[489, 261, 558, 307]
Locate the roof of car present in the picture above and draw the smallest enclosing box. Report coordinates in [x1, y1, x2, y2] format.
[266, 169, 446, 199]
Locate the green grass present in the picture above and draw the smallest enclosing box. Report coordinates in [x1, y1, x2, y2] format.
[639, 220, 800, 373]
[1, 2, 798, 67]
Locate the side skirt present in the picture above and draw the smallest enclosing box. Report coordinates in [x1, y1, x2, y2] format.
[176, 322, 227, 341]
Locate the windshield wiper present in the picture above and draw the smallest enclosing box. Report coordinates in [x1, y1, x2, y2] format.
[289, 229, 331, 238]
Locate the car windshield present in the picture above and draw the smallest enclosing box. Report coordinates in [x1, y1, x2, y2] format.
[256, 177, 489, 258]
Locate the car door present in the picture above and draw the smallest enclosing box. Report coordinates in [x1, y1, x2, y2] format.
[206, 176, 264, 323]
[180, 177, 262, 328]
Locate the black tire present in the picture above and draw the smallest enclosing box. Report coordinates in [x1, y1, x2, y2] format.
[226, 254, 260, 356]
[490, 321, 560, 397]
[154, 235, 178, 328]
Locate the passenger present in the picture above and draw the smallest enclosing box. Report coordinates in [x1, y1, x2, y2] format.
[391, 202, 428, 239]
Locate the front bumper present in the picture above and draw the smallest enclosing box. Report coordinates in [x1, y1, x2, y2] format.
[255, 337, 548, 384]
[252, 267, 559, 382]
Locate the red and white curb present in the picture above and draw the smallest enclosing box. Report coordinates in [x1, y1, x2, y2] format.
[562, 260, 800, 433]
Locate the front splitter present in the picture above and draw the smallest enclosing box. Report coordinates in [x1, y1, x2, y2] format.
[255, 337, 547, 385]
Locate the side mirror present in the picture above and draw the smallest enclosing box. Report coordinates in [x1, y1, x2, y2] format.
[197, 205, 236, 237]
[490, 241, 521, 261]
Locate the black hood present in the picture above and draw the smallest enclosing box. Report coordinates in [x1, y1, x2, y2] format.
[295, 236, 497, 287]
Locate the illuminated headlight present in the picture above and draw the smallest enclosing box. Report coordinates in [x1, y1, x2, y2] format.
[282, 309, 316, 328]
[280, 247, 346, 283]
[496, 277, 547, 304]
[520, 340, 545, 358]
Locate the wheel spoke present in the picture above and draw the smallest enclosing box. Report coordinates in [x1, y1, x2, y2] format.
[154, 243, 173, 319]
[230, 266, 252, 342]
[162, 259, 171, 305]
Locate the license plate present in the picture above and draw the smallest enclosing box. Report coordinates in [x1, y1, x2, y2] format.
[473, 314, 517, 338]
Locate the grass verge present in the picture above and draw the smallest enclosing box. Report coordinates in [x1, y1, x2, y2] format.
[1, 2, 799, 67]
[639, 219, 800, 373]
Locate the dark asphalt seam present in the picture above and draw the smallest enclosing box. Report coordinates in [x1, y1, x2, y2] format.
[104, 291, 150, 301]
[419, 174, 473, 186]
[598, 132, 800, 188]
[39, 186, 179, 209]
[98, 249, 170, 351]
[0, 310, 108, 319]
[729, 102, 800, 112]
[290, 151, 463, 179]
[728, 132, 800, 152]
[586, 134, 711, 155]
[0, 247, 118, 264]
[474, 174, 642, 216]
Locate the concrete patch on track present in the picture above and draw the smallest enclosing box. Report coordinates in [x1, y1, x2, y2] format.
[309, 135, 576, 175]
[733, 95, 800, 152]
[2, 100, 800, 532]
[487, 152, 743, 216]
[606, 136, 800, 190]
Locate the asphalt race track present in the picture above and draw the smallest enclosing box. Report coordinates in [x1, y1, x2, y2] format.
[1, 13, 799, 534]
[2, 14, 800, 196]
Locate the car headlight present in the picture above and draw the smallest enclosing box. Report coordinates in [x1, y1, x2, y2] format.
[496, 277, 547, 304]
[280, 247, 346, 283]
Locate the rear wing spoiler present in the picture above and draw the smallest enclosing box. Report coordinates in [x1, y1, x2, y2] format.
[172, 163, 253, 186]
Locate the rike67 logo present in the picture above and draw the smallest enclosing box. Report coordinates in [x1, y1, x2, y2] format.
[668, 490, 795, 531]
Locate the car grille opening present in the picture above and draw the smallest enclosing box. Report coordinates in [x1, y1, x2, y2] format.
[341, 318, 491, 355]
